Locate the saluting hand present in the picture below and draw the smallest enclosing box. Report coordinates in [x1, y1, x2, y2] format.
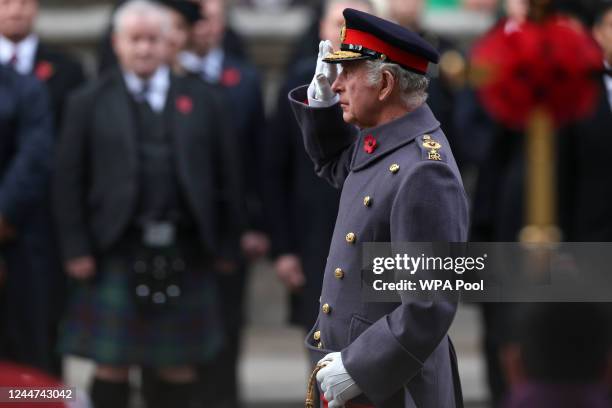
[307, 40, 341, 107]
[65, 256, 96, 280]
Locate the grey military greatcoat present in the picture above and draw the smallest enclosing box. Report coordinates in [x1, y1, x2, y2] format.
[289, 85, 469, 408]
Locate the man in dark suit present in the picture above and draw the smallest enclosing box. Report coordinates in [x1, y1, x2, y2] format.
[559, 0, 612, 241]
[179, 1, 268, 406]
[0, 0, 86, 376]
[53, 1, 244, 407]
[0, 0, 85, 132]
[263, 0, 373, 332]
[0, 65, 54, 372]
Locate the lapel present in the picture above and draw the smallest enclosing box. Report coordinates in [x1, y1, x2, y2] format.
[32, 43, 56, 82]
[106, 69, 138, 167]
[350, 103, 440, 172]
[167, 74, 197, 155]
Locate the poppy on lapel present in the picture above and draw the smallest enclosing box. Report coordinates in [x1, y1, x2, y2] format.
[34, 61, 54, 81]
[363, 134, 377, 154]
[220, 67, 241, 87]
[175, 95, 193, 114]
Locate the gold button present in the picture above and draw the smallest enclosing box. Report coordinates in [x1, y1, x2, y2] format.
[389, 164, 400, 174]
[363, 196, 372, 207]
[317, 342, 323, 349]
[345, 232, 356, 243]
[322, 303, 331, 314]
[313, 330, 321, 340]
[334, 268, 344, 279]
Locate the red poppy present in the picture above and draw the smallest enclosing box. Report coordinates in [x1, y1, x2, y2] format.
[220, 68, 241, 87]
[34, 61, 54, 81]
[471, 15, 602, 129]
[175, 95, 193, 114]
[363, 134, 377, 154]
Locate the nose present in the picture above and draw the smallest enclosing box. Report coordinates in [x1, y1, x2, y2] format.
[331, 74, 343, 94]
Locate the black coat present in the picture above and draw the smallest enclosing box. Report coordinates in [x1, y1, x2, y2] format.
[559, 80, 612, 241]
[0, 66, 56, 371]
[34, 44, 85, 132]
[211, 54, 266, 229]
[0, 67, 53, 225]
[262, 58, 341, 329]
[53, 69, 245, 262]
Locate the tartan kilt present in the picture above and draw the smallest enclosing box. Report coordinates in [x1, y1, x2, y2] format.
[58, 251, 223, 367]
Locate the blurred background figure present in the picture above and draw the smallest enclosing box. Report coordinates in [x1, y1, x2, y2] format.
[157, 0, 202, 73]
[263, 0, 374, 334]
[0, 64, 54, 374]
[559, 0, 612, 242]
[0, 0, 85, 376]
[500, 303, 612, 408]
[459, 0, 529, 405]
[0, 0, 85, 132]
[180, 1, 268, 406]
[98, 0, 247, 74]
[53, 1, 244, 407]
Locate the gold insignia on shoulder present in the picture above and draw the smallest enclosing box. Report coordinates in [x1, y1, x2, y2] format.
[340, 24, 347, 43]
[422, 135, 442, 161]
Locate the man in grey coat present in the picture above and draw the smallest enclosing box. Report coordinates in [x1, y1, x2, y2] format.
[288, 8, 468, 408]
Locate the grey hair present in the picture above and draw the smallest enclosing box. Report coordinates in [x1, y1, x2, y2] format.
[112, 0, 171, 34]
[365, 60, 429, 109]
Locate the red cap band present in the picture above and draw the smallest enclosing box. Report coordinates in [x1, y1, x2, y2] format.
[343, 28, 429, 73]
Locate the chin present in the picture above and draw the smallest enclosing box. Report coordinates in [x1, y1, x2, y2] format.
[342, 112, 356, 125]
[134, 65, 158, 77]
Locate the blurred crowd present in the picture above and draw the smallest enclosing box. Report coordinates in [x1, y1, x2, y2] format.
[0, 0, 612, 407]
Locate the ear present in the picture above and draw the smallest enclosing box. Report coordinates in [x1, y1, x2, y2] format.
[378, 70, 396, 102]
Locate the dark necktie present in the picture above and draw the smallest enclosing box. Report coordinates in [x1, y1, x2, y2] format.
[8, 51, 17, 69]
[134, 81, 151, 104]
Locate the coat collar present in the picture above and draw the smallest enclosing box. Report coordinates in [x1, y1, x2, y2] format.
[350, 103, 440, 171]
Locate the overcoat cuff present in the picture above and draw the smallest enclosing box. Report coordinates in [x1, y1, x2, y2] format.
[341, 315, 424, 405]
[288, 85, 355, 162]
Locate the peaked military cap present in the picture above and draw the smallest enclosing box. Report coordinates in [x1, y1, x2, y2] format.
[323, 8, 439, 74]
[156, 0, 202, 24]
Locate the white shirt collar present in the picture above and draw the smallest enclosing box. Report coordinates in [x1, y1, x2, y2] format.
[179, 47, 225, 82]
[604, 60, 612, 113]
[122, 65, 170, 113]
[0, 34, 39, 75]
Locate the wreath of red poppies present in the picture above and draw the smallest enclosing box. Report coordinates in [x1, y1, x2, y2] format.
[471, 15, 603, 129]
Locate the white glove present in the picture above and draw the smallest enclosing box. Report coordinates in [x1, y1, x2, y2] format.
[316, 352, 362, 408]
[307, 40, 341, 108]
